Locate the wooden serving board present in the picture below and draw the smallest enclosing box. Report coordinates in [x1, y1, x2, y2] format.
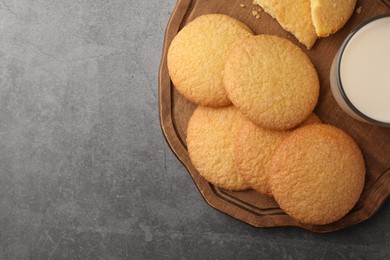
[159, 0, 390, 232]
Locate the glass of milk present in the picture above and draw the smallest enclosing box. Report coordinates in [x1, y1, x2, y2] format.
[330, 14, 390, 127]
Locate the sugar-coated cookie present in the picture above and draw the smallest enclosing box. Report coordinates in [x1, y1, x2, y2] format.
[168, 14, 253, 107]
[224, 35, 319, 130]
[269, 124, 365, 225]
[187, 106, 250, 190]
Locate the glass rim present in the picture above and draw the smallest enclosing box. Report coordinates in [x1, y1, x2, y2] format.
[336, 13, 390, 127]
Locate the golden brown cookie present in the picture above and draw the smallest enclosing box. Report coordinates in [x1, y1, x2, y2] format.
[235, 118, 287, 196]
[224, 35, 320, 131]
[187, 106, 250, 190]
[311, 0, 356, 37]
[167, 14, 253, 107]
[254, 0, 317, 48]
[235, 113, 321, 196]
[269, 124, 365, 225]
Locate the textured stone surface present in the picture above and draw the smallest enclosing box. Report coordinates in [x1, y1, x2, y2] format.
[0, 0, 389, 259]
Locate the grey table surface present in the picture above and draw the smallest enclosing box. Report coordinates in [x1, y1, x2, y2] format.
[0, 0, 389, 259]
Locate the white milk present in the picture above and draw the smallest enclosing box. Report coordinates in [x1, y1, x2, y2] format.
[339, 16, 390, 123]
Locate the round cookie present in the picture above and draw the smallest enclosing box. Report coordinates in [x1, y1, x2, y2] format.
[224, 35, 319, 130]
[167, 14, 253, 107]
[235, 113, 321, 196]
[187, 106, 250, 190]
[269, 124, 365, 225]
[311, 0, 356, 37]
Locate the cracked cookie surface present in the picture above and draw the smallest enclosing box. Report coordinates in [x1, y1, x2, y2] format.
[269, 124, 365, 225]
[224, 35, 319, 131]
[168, 14, 253, 107]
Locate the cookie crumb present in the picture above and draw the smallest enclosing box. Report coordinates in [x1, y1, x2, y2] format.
[255, 14, 260, 19]
[356, 6, 362, 14]
[252, 0, 257, 5]
[240, 4, 246, 8]
[252, 10, 259, 16]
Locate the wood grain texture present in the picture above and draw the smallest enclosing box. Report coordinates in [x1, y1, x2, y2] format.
[159, 0, 390, 232]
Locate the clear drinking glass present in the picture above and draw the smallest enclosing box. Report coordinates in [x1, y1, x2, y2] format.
[330, 14, 390, 127]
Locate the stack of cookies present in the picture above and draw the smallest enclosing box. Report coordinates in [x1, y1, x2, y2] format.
[167, 14, 365, 225]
